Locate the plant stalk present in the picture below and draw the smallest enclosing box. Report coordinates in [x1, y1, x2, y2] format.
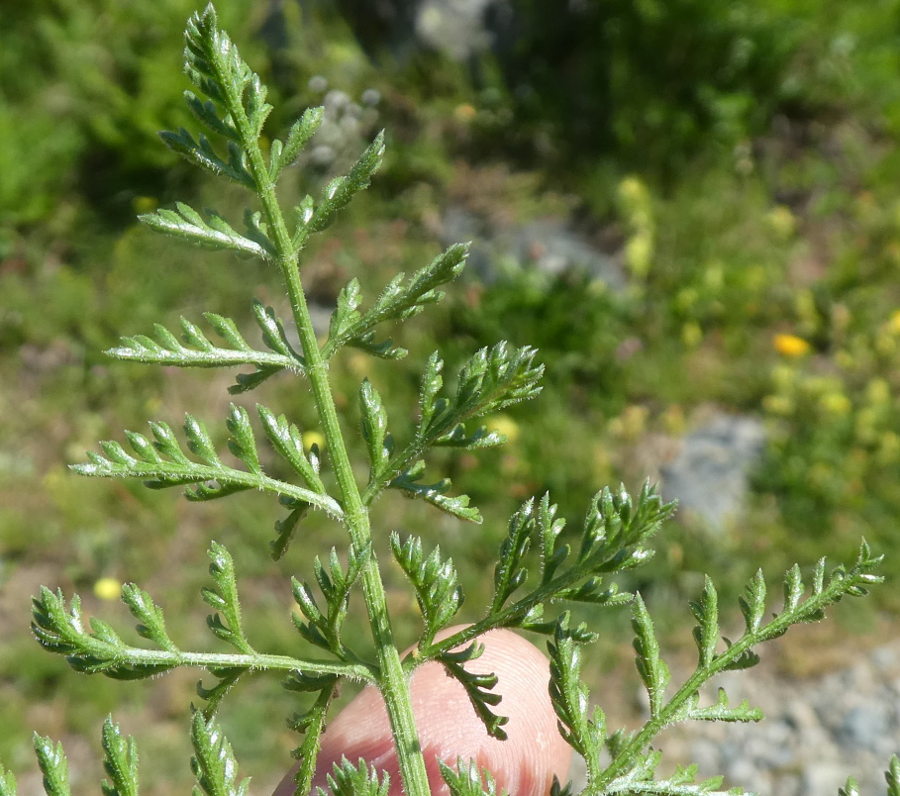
[230, 100, 432, 795]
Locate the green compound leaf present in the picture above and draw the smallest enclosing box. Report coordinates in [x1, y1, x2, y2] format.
[31, 588, 175, 679]
[285, 680, 337, 796]
[490, 498, 534, 613]
[675, 687, 762, 724]
[160, 127, 255, 188]
[887, 756, 900, 796]
[364, 343, 542, 511]
[605, 752, 746, 795]
[190, 712, 250, 796]
[632, 594, 671, 719]
[359, 379, 392, 479]
[71, 410, 341, 520]
[439, 760, 500, 796]
[839, 779, 860, 796]
[291, 543, 370, 658]
[738, 569, 766, 634]
[121, 583, 177, 652]
[417, 341, 542, 440]
[439, 643, 509, 740]
[257, 406, 325, 492]
[201, 542, 255, 655]
[0, 762, 15, 796]
[315, 758, 389, 796]
[390, 533, 464, 647]
[547, 616, 606, 781]
[323, 243, 470, 360]
[270, 105, 324, 178]
[302, 131, 385, 239]
[389, 462, 481, 523]
[101, 717, 140, 796]
[689, 576, 719, 669]
[426, 486, 671, 665]
[33, 735, 70, 796]
[577, 483, 674, 570]
[106, 301, 302, 394]
[184, 5, 270, 140]
[139, 202, 272, 259]
[598, 544, 885, 791]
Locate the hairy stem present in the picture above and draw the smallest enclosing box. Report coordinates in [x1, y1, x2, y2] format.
[92, 648, 372, 678]
[225, 84, 432, 796]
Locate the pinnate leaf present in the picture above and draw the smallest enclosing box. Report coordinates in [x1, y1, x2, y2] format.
[33, 735, 70, 796]
[315, 759, 389, 796]
[71, 411, 341, 519]
[101, 717, 139, 796]
[389, 463, 481, 523]
[323, 243, 470, 359]
[106, 302, 302, 394]
[190, 712, 250, 796]
[391, 533, 464, 646]
[439, 760, 499, 796]
[0, 763, 15, 796]
[304, 132, 385, 236]
[360, 380, 391, 479]
[201, 542, 255, 654]
[632, 594, 671, 718]
[292, 543, 369, 658]
[548, 617, 605, 777]
[271, 105, 324, 176]
[439, 644, 508, 740]
[139, 202, 271, 259]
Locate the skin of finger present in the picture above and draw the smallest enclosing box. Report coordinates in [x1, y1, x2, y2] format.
[273, 626, 572, 795]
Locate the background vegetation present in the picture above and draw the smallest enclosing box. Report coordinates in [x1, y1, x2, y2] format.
[1, 0, 898, 792]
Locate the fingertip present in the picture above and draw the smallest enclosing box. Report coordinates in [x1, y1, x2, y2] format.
[274, 628, 571, 796]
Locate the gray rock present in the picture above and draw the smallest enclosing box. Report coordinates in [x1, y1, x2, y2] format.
[660, 412, 766, 533]
[837, 702, 892, 753]
[440, 206, 625, 290]
[655, 639, 900, 795]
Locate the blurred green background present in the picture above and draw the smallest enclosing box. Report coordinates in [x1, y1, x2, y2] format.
[1, 0, 899, 791]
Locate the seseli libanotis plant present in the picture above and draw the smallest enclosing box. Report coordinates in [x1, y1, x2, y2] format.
[3, 5, 897, 795]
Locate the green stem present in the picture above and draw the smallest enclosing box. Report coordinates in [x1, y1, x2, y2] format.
[228, 93, 432, 795]
[78, 646, 372, 678]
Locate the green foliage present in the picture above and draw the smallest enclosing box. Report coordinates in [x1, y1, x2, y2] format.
[315, 759, 389, 796]
[190, 712, 249, 796]
[101, 717, 140, 796]
[465, 0, 794, 171]
[3, 4, 897, 796]
[33, 735, 70, 796]
[439, 760, 498, 796]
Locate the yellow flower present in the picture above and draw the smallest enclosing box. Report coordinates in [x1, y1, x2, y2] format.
[773, 333, 810, 357]
[132, 196, 158, 214]
[94, 577, 122, 601]
[625, 234, 653, 278]
[681, 321, 702, 347]
[762, 394, 794, 416]
[766, 205, 796, 239]
[888, 309, 900, 335]
[485, 414, 520, 443]
[819, 392, 851, 416]
[618, 176, 648, 205]
[453, 103, 477, 122]
[304, 430, 326, 452]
